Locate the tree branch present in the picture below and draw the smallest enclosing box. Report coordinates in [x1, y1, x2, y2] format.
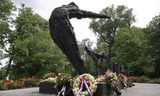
[96, 31, 109, 44]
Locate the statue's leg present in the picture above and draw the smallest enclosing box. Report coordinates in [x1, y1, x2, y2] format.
[53, 34, 87, 74]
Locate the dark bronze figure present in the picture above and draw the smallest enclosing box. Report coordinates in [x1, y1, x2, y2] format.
[49, 2, 110, 74]
[84, 46, 106, 76]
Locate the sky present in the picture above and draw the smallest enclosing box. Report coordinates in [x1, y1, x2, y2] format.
[1, 0, 160, 67]
[11, 0, 160, 42]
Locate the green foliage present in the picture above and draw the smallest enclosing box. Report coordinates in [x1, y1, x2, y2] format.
[85, 57, 95, 75]
[0, 0, 15, 18]
[134, 76, 150, 83]
[0, 69, 6, 79]
[15, 8, 48, 40]
[133, 76, 160, 84]
[0, 82, 4, 90]
[7, 81, 16, 89]
[90, 5, 135, 71]
[89, 5, 157, 77]
[114, 28, 138, 60]
[113, 27, 155, 76]
[78, 39, 95, 75]
[145, 14, 160, 77]
[0, 1, 73, 78]
[43, 72, 55, 79]
[114, 27, 144, 64]
[149, 78, 160, 84]
[0, 0, 15, 47]
[24, 79, 37, 87]
[90, 5, 135, 46]
[9, 7, 68, 78]
[0, 0, 16, 78]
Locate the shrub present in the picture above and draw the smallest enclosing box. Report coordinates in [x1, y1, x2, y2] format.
[14, 80, 24, 88]
[132, 76, 160, 84]
[43, 72, 55, 79]
[7, 81, 16, 89]
[0, 81, 4, 90]
[2, 80, 10, 90]
[149, 78, 160, 84]
[24, 79, 37, 87]
[134, 76, 150, 83]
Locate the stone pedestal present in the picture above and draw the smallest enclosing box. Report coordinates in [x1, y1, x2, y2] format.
[116, 81, 125, 90]
[39, 81, 58, 94]
[94, 82, 115, 96]
[39, 81, 117, 96]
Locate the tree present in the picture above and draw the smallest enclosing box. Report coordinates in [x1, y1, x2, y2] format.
[0, 0, 15, 48]
[0, 0, 16, 78]
[78, 38, 95, 75]
[145, 14, 160, 77]
[113, 27, 154, 76]
[9, 7, 69, 78]
[90, 5, 135, 70]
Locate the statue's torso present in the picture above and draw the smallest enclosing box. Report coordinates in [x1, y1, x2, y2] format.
[49, 7, 74, 35]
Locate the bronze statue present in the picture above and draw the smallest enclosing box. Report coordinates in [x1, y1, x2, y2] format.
[84, 46, 106, 76]
[49, 2, 110, 74]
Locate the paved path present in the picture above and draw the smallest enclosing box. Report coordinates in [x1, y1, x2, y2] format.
[0, 83, 160, 96]
[121, 83, 160, 96]
[0, 87, 56, 96]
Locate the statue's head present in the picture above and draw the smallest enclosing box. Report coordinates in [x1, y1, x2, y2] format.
[68, 2, 79, 8]
[63, 2, 79, 11]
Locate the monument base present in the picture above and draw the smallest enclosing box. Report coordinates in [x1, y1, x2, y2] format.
[39, 81, 58, 94]
[39, 81, 116, 96]
[94, 82, 115, 96]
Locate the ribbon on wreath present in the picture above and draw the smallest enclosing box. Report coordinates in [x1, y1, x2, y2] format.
[76, 78, 92, 96]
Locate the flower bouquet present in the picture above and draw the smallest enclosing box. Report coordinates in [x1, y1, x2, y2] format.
[105, 70, 118, 84]
[95, 75, 105, 83]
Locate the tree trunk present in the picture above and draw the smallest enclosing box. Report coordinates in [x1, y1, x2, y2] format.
[5, 57, 12, 79]
[108, 44, 112, 70]
[107, 38, 114, 70]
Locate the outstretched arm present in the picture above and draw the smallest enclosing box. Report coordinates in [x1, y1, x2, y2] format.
[84, 46, 106, 59]
[69, 9, 110, 19]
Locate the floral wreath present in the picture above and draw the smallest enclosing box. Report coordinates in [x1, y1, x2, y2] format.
[73, 73, 97, 96]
